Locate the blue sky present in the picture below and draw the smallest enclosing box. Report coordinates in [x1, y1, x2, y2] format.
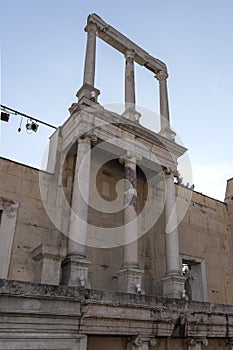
[1, 0, 233, 200]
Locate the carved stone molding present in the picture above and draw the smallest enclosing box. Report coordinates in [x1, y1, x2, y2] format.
[128, 335, 157, 350]
[155, 70, 169, 82]
[185, 337, 208, 347]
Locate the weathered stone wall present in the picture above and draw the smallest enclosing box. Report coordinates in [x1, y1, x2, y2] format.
[0, 157, 66, 282]
[1, 157, 233, 304]
[178, 186, 233, 304]
[87, 336, 127, 350]
[1, 280, 233, 350]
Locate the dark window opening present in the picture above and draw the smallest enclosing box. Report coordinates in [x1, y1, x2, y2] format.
[0, 210, 3, 226]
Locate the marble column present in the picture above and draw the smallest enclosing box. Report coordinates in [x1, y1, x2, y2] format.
[123, 49, 141, 123]
[117, 152, 143, 293]
[125, 49, 136, 109]
[61, 135, 92, 287]
[161, 168, 185, 298]
[155, 70, 174, 140]
[76, 21, 100, 104]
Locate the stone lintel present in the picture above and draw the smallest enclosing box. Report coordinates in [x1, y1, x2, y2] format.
[161, 274, 186, 299]
[61, 255, 91, 288]
[117, 266, 144, 294]
[31, 244, 66, 285]
[88, 14, 167, 74]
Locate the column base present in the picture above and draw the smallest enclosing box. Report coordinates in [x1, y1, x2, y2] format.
[117, 264, 144, 294]
[159, 126, 176, 141]
[161, 273, 186, 299]
[76, 83, 100, 106]
[31, 244, 66, 285]
[61, 255, 91, 288]
[121, 107, 141, 123]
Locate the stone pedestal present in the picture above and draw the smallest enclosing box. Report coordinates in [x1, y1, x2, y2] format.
[122, 107, 141, 123]
[161, 274, 186, 299]
[117, 265, 144, 294]
[76, 83, 100, 106]
[159, 126, 176, 141]
[31, 244, 66, 285]
[61, 255, 91, 288]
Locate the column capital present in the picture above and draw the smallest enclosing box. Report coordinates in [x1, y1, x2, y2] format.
[185, 337, 208, 347]
[163, 166, 178, 178]
[155, 70, 168, 81]
[79, 133, 97, 144]
[128, 336, 157, 349]
[84, 21, 98, 33]
[125, 48, 135, 60]
[119, 150, 142, 165]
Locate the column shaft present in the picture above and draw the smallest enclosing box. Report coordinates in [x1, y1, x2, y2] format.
[155, 70, 171, 133]
[164, 172, 180, 274]
[83, 22, 97, 86]
[125, 49, 136, 109]
[117, 154, 143, 293]
[161, 169, 185, 298]
[68, 136, 91, 257]
[123, 156, 138, 267]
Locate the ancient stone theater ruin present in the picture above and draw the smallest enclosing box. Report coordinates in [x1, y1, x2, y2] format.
[1, 13, 233, 350]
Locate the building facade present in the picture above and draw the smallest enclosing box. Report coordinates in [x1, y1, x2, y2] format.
[1, 13, 233, 350]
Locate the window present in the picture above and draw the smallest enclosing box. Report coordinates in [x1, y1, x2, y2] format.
[181, 255, 208, 302]
[0, 210, 3, 226]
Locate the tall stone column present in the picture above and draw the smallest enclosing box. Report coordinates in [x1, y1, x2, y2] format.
[117, 152, 143, 293]
[155, 70, 174, 140]
[161, 168, 185, 298]
[76, 21, 100, 105]
[123, 49, 141, 123]
[125, 49, 136, 109]
[61, 135, 92, 287]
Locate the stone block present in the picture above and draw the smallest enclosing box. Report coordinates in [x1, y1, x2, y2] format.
[117, 266, 144, 294]
[31, 244, 66, 285]
[61, 255, 91, 288]
[161, 274, 186, 299]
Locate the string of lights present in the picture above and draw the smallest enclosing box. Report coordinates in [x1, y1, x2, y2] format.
[0, 104, 57, 133]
